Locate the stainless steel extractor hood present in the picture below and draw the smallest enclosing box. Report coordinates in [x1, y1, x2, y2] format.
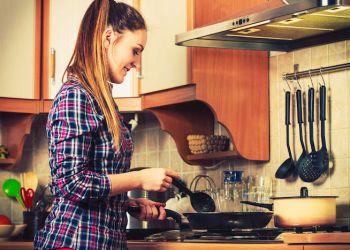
[175, 0, 350, 51]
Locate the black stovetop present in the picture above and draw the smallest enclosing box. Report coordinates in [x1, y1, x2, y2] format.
[140, 225, 350, 243]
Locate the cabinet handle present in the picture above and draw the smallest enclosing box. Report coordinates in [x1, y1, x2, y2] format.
[49, 48, 56, 84]
[137, 71, 143, 79]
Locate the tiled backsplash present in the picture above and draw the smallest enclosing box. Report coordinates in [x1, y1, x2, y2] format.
[266, 41, 350, 226]
[1, 41, 350, 226]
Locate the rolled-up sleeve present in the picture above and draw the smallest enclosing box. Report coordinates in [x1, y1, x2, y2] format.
[49, 87, 111, 201]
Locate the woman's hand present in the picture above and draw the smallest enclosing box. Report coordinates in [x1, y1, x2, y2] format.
[139, 168, 179, 192]
[127, 198, 167, 221]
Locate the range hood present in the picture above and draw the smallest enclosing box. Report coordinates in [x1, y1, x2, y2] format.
[175, 0, 350, 51]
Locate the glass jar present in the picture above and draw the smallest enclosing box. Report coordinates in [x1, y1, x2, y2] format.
[220, 170, 243, 212]
[233, 171, 243, 212]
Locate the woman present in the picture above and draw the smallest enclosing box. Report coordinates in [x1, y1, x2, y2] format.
[34, 0, 179, 249]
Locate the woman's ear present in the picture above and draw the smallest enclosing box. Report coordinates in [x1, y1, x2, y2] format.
[103, 27, 115, 48]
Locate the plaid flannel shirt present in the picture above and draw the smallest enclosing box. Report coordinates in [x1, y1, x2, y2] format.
[34, 78, 133, 250]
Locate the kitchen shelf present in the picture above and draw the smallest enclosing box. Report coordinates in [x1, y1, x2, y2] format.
[43, 97, 143, 113]
[0, 158, 16, 165]
[0, 98, 42, 114]
[186, 150, 239, 165]
[0, 113, 36, 169]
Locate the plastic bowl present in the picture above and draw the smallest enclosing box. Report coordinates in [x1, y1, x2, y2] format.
[0, 224, 26, 241]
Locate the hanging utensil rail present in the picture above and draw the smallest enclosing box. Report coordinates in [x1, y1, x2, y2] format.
[283, 62, 350, 80]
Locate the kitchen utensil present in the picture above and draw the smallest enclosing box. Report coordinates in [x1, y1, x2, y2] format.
[241, 187, 337, 228]
[23, 172, 38, 192]
[128, 167, 215, 212]
[172, 177, 216, 213]
[190, 175, 220, 211]
[127, 206, 272, 230]
[20, 187, 34, 210]
[295, 89, 313, 176]
[23, 211, 49, 240]
[314, 85, 329, 173]
[298, 86, 323, 182]
[2, 179, 24, 208]
[275, 91, 295, 179]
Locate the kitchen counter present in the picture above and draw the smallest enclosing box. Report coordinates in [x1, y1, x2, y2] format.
[1, 241, 350, 250]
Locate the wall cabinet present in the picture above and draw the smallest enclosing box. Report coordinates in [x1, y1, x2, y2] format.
[0, 0, 41, 100]
[142, 0, 288, 165]
[42, 0, 137, 100]
[0, 0, 141, 169]
[138, 0, 188, 94]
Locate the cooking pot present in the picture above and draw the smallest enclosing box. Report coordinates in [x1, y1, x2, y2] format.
[241, 187, 337, 228]
[127, 188, 177, 230]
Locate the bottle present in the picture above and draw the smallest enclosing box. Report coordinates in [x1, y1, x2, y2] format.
[231, 171, 243, 212]
[221, 170, 235, 212]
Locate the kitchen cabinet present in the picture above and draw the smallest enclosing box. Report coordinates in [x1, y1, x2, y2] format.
[0, 0, 39, 167]
[138, 0, 188, 94]
[142, 0, 288, 165]
[42, 0, 137, 100]
[0, 0, 142, 168]
[0, 0, 41, 100]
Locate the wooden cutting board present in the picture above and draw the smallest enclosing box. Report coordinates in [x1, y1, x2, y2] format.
[281, 232, 350, 244]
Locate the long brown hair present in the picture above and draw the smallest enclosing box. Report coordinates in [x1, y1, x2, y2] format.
[64, 0, 146, 149]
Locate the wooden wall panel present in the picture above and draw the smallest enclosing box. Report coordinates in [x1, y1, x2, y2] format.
[189, 0, 277, 160]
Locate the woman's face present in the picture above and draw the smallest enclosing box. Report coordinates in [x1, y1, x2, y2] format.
[105, 28, 147, 84]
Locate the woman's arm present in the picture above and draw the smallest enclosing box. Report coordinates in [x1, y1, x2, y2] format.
[107, 168, 179, 196]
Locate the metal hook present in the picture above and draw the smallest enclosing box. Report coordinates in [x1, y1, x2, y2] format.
[319, 67, 326, 86]
[308, 69, 314, 88]
[294, 72, 302, 89]
[283, 75, 291, 91]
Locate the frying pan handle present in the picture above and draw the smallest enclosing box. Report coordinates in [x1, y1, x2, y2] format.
[127, 206, 185, 228]
[172, 178, 192, 196]
[240, 201, 273, 211]
[308, 87, 314, 123]
[320, 85, 326, 121]
[296, 89, 303, 124]
[285, 91, 291, 125]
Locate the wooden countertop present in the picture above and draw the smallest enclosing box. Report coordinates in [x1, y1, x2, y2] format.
[281, 232, 350, 244]
[1, 240, 350, 250]
[0, 241, 298, 250]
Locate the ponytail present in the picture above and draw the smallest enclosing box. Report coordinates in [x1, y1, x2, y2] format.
[64, 0, 145, 149]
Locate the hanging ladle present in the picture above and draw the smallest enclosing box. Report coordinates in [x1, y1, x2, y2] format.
[294, 77, 313, 175]
[298, 72, 322, 182]
[275, 79, 295, 179]
[314, 69, 329, 174]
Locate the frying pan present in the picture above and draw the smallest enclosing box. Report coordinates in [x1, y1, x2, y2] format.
[127, 206, 272, 230]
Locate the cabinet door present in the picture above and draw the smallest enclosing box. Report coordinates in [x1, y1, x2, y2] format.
[139, 0, 188, 94]
[0, 0, 41, 99]
[43, 0, 92, 99]
[43, 0, 135, 99]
